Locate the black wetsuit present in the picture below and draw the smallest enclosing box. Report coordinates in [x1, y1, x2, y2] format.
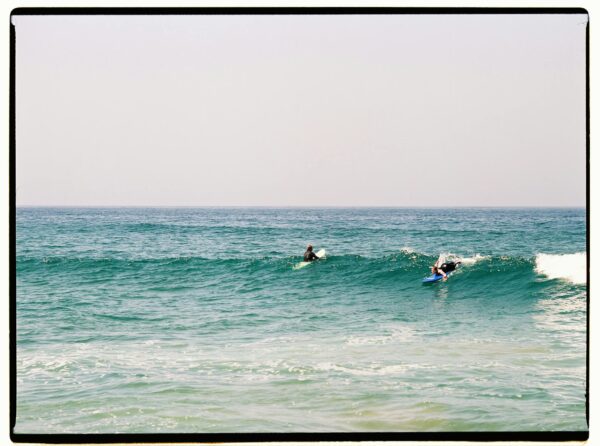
[304, 250, 319, 262]
[440, 261, 459, 273]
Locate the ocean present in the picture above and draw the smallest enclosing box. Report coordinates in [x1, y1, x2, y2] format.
[15, 207, 587, 433]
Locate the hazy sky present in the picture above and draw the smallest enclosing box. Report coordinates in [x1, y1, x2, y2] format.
[14, 13, 587, 206]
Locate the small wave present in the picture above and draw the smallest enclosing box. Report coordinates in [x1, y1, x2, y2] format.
[534, 252, 586, 285]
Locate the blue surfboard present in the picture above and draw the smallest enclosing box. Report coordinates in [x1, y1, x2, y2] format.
[422, 272, 451, 283]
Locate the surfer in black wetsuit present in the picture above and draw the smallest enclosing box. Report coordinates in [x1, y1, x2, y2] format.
[304, 244, 320, 262]
[431, 255, 461, 280]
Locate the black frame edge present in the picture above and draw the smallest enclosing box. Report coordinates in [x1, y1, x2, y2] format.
[9, 431, 591, 443]
[9, 6, 590, 16]
[585, 10, 591, 432]
[9, 14, 17, 443]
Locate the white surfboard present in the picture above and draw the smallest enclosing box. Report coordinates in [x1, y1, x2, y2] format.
[293, 249, 326, 270]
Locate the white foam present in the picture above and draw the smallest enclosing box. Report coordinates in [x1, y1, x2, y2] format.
[346, 325, 416, 346]
[459, 254, 488, 265]
[315, 362, 411, 376]
[439, 252, 487, 265]
[535, 252, 586, 285]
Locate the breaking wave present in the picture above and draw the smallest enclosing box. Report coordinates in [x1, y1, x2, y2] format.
[534, 252, 586, 285]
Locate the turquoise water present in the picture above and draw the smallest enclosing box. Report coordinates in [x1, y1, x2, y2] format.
[15, 207, 587, 433]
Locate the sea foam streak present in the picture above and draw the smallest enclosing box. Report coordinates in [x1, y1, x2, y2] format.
[440, 252, 488, 265]
[457, 254, 488, 265]
[535, 252, 586, 285]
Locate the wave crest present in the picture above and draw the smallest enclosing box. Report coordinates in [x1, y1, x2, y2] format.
[18, 251, 588, 287]
[534, 252, 586, 285]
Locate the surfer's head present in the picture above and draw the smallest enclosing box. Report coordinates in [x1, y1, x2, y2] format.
[307, 244, 313, 251]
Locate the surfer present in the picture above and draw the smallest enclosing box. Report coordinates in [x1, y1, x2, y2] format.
[304, 244, 320, 262]
[432, 255, 461, 280]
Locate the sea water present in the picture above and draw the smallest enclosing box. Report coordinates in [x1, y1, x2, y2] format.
[15, 207, 587, 433]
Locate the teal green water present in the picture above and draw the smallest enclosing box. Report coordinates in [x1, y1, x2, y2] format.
[16, 207, 587, 433]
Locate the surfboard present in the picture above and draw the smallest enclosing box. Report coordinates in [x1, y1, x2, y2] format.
[293, 249, 326, 270]
[422, 272, 451, 283]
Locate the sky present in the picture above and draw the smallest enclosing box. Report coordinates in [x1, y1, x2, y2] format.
[13, 12, 588, 207]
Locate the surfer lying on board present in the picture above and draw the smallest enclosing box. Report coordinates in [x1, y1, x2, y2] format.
[431, 255, 461, 281]
[304, 244, 321, 262]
